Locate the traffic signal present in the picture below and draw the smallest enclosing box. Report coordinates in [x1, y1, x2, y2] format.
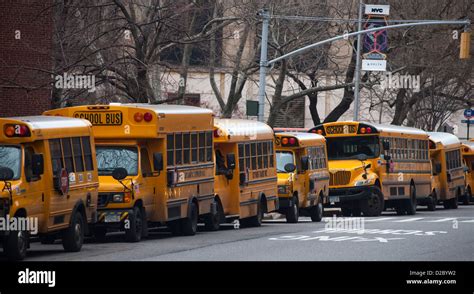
[460, 32, 471, 59]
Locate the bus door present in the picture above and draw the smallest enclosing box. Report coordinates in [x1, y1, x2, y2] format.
[214, 144, 235, 214]
[137, 146, 157, 218]
[22, 143, 46, 224]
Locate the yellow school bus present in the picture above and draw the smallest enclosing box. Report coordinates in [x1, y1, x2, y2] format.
[45, 104, 216, 240]
[274, 132, 329, 223]
[0, 116, 98, 260]
[428, 132, 465, 209]
[309, 122, 431, 216]
[212, 119, 278, 227]
[461, 141, 474, 204]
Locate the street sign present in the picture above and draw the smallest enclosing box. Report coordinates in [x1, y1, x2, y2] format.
[364, 4, 390, 16]
[461, 120, 474, 124]
[362, 59, 387, 71]
[246, 100, 259, 116]
[464, 109, 473, 119]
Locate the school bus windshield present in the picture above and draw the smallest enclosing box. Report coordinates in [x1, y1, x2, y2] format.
[96, 146, 138, 176]
[326, 135, 380, 160]
[276, 151, 294, 173]
[0, 145, 21, 180]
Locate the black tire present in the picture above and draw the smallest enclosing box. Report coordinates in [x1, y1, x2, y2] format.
[341, 207, 352, 217]
[465, 188, 473, 205]
[361, 187, 384, 217]
[404, 185, 417, 215]
[427, 195, 436, 211]
[93, 227, 107, 242]
[62, 212, 85, 252]
[125, 206, 143, 242]
[443, 201, 450, 209]
[5, 227, 28, 261]
[450, 193, 459, 209]
[181, 202, 198, 236]
[40, 234, 56, 245]
[167, 220, 181, 236]
[395, 204, 406, 215]
[351, 206, 362, 217]
[462, 193, 470, 205]
[204, 199, 222, 231]
[247, 199, 263, 227]
[285, 196, 299, 223]
[310, 201, 323, 222]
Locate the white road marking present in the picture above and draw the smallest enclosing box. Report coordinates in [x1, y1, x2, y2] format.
[460, 219, 474, 223]
[426, 218, 457, 222]
[364, 217, 396, 222]
[394, 217, 425, 222]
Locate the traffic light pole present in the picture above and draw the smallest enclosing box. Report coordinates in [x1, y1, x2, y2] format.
[353, 0, 364, 121]
[256, 15, 470, 122]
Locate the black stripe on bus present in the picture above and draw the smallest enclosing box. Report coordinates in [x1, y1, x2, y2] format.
[244, 177, 278, 185]
[174, 177, 214, 187]
[196, 194, 215, 201]
[167, 162, 214, 171]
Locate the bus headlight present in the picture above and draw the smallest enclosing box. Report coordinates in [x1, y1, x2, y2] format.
[111, 192, 132, 203]
[278, 185, 289, 194]
[354, 179, 372, 186]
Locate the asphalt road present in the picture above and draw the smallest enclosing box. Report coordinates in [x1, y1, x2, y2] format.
[5, 205, 474, 261]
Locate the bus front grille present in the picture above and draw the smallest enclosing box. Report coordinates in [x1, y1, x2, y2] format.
[330, 171, 351, 186]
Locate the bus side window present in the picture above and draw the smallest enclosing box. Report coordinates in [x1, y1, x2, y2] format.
[140, 148, 152, 177]
[24, 145, 40, 182]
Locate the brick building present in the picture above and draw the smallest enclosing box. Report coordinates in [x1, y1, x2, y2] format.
[0, 0, 53, 117]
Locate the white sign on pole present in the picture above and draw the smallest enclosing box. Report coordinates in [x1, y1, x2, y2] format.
[362, 59, 387, 71]
[364, 4, 390, 16]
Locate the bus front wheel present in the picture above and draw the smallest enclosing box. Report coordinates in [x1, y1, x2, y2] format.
[361, 187, 384, 217]
[125, 206, 144, 242]
[204, 199, 222, 231]
[310, 200, 323, 222]
[285, 196, 299, 223]
[5, 227, 28, 260]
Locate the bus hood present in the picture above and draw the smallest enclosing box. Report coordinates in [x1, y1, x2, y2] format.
[98, 176, 133, 192]
[277, 173, 292, 186]
[328, 160, 366, 172]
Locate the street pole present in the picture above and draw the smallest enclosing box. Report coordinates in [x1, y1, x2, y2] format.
[353, 0, 363, 121]
[257, 9, 270, 122]
[468, 120, 471, 140]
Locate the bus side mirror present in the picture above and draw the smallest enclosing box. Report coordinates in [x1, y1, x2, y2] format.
[0, 167, 14, 181]
[284, 163, 296, 173]
[32, 154, 44, 176]
[300, 156, 309, 172]
[153, 152, 163, 172]
[226, 153, 236, 170]
[112, 168, 128, 181]
[382, 140, 390, 151]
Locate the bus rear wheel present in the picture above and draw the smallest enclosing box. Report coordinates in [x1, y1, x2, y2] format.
[361, 187, 384, 217]
[246, 199, 263, 227]
[62, 211, 84, 252]
[285, 196, 299, 223]
[427, 194, 437, 211]
[404, 185, 417, 215]
[450, 193, 459, 209]
[181, 202, 198, 236]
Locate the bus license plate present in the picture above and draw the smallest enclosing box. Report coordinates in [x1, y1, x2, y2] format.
[104, 214, 121, 223]
[330, 196, 340, 203]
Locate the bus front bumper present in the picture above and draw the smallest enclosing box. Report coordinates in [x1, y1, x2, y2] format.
[96, 209, 134, 228]
[327, 186, 372, 206]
